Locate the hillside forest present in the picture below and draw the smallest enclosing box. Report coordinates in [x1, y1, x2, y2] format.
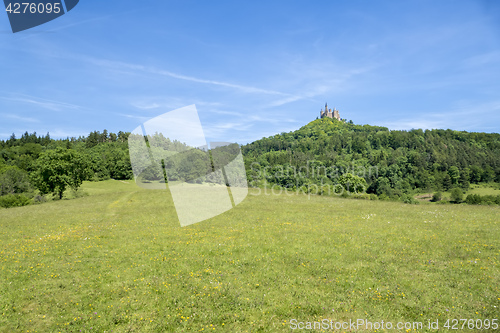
[1, 118, 500, 208]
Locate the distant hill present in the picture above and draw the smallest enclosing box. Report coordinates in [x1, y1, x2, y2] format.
[242, 118, 500, 198]
[1, 120, 499, 206]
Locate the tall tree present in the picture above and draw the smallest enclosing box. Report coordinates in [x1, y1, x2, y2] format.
[338, 173, 367, 193]
[0, 166, 32, 195]
[448, 166, 460, 185]
[32, 148, 90, 199]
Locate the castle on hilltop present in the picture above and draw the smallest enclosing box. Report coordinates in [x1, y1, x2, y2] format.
[320, 103, 340, 121]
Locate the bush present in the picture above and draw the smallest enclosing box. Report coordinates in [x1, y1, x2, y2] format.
[0, 167, 32, 196]
[340, 191, 350, 198]
[450, 188, 463, 203]
[464, 194, 500, 205]
[465, 194, 482, 205]
[0, 194, 32, 208]
[378, 194, 390, 201]
[481, 195, 498, 205]
[352, 193, 370, 200]
[369, 193, 378, 200]
[401, 194, 419, 204]
[333, 184, 344, 195]
[431, 192, 442, 202]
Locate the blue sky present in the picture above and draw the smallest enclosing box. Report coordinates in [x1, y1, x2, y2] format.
[1, 0, 499, 144]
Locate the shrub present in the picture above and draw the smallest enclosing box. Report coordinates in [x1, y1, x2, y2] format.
[0, 194, 32, 208]
[378, 194, 390, 201]
[465, 194, 482, 205]
[340, 191, 350, 198]
[401, 194, 419, 204]
[352, 193, 370, 200]
[450, 188, 463, 203]
[464, 194, 500, 205]
[333, 184, 344, 195]
[431, 192, 442, 202]
[482, 195, 497, 205]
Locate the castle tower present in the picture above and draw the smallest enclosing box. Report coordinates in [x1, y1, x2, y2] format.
[320, 103, 340, 120]
[333, 107, 340, 120]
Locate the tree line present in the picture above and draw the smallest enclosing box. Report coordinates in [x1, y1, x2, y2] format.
[0, 130, 132, 207]
[1, 118, 500, 208]
[242, 118, 500, 202]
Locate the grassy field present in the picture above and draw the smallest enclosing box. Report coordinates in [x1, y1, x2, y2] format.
[415, 183, 500, 203]
[467, 184, 500, 197]
[0, 180, 499, 332]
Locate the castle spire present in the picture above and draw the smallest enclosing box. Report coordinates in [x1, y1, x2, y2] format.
[320, 103, 341, 120]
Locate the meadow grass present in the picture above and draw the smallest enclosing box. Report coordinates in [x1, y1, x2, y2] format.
[467, 184, 500, 197]
[416, 183, 500, 203]
[0, 180, 499, 332]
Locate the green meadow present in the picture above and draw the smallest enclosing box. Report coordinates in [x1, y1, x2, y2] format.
[0, 180, 499, 332]
[414, 184, 500, 203]
[467, 184, 500, 197]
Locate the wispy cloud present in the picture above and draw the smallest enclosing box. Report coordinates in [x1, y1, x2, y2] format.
[117, 113, 151, 122]
[1, 113, 40, 123]
[15, 7, 147, 40]
[202, 121, 254, 141]
[130, 98, 224, 112]
[213, 121, 253, 131]
[264, 64, 377, 108]
[204, 109, 240, 116]
[267, 95, 305, 107]
[0, 94, 80, 111]
[88, 58, 293, 97]
[153, 68, 288, 96]
[130, 102, 162, 110]
[78, 54, 375, 111]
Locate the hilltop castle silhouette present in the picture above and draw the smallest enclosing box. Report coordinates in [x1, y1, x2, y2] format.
[320, 103, 341, 120]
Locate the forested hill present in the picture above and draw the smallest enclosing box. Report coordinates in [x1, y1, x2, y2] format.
[242, 118, 500, 196]
[1, 119, 500, 207]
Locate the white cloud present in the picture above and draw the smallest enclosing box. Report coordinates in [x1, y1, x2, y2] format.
[130, 102, 162, 110]
[2, 113, 40, 123]
[118, 113, 151, 122]
[0, 94, 80, 111]
[130, 98, 224, 112]
[88, 58, 293, 97]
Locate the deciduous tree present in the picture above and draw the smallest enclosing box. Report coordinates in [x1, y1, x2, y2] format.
[32, 148, 90, 199]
